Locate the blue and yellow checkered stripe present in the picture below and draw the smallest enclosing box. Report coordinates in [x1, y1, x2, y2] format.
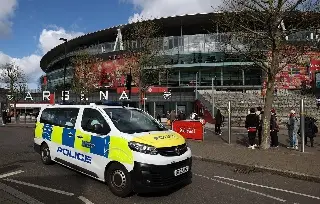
[35, 122, 133, 164]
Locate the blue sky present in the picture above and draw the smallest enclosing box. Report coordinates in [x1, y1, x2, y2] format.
[0, 0, 220, 88]
[1, 0, 136, 58]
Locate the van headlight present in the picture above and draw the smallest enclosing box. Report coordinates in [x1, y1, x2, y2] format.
[128, 142, 158, 155]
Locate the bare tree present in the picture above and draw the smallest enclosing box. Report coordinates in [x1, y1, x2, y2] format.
[0, 62, 28, 121]
[70, 50, 103, 102]
[216, 0, 320, 149]
[37, 75, 46, 91]
[121, 17, 167, 106]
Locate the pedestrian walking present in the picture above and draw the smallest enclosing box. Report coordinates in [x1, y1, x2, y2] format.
[287, 110, 299, 150]
[1, 109, 7, 125]
[245, 108, 259, 149]
[166, 111, 170, 126]
[270, 109, 279, 148]
[156, 113, 161, 123]
[215, 109, 223, 135]
[256, 107, 263, 147]
[169, 110, 176, 129]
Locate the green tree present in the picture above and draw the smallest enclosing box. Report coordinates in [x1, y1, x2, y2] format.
[0, 62, 28, 121]
[217, 0, 320, 149]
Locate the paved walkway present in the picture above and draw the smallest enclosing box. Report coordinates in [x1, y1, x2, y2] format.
[189, 123, 320, 182]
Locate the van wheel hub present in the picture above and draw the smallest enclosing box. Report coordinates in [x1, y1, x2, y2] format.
[41, 147, 50, 161]
[111, 170, 126, 189]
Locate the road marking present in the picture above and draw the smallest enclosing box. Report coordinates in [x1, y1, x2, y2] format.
[0, 182, 44, 204]
[0, 170, 24, 179]
[4, 178, 74, 196]
[213, 175, 320, 200]
[78, 196, 94, 204]
[194, 173, 286, 202]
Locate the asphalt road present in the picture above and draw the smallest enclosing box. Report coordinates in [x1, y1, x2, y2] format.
[1, 127, 320, 204]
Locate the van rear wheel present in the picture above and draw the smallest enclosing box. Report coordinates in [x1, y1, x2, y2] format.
[40, 143, 53, 165]
[106, 163, 132, 197]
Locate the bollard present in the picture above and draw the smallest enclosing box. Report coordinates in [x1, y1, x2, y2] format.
[300, 98, 305, 153]
[212, 78, 215, 117]
[153, 102, 156, 118]
[228, 101, 231, 144]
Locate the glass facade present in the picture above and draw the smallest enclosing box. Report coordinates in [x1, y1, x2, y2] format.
[44, 29, 317, 90]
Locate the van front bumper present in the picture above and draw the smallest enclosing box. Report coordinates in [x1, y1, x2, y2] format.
[131, 157, 192, 193]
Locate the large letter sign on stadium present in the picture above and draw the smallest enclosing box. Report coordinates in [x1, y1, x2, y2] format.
[57, 147, 92, 164]
[12, 91, 110, 101]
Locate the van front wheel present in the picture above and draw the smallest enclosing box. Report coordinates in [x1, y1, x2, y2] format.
[106, 163, 132, 197]
[40, 143, 53, 165]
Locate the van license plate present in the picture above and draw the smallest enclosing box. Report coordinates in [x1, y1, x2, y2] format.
[174, 166, 189, 176]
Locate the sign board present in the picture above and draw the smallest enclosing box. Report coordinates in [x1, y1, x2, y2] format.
[172, 120, 204, 141]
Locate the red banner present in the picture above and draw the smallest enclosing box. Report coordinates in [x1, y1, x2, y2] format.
[49, 93, 55, 105]
[116, 86, 168, 94]
[172, 120, 204, 141]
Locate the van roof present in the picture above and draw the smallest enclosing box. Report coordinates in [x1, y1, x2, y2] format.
[42, 104, 136, 109]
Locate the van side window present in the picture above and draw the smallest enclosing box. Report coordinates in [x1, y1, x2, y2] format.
[40, 108, 79, 128]
[81, 108, 110, 134]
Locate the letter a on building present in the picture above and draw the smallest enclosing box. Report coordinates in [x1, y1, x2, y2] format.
[119, 91, 129, 100]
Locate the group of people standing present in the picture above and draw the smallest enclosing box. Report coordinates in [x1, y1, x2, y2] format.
[245, 107, 318, 149]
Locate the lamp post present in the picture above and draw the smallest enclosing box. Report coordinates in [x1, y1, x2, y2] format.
[59, 38, 68, 103]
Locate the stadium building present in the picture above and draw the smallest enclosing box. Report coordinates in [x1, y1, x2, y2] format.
[17, 13, 320, 118]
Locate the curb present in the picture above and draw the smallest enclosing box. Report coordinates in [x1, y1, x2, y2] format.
[192, 155, 320, 184]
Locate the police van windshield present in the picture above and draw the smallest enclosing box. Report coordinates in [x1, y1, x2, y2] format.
[104, 108, 166, 134]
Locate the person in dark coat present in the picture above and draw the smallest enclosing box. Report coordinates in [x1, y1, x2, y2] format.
[245, 108, 260, 149]
[156, 113, 161, 122]
[303, 117, 318, 147]
[270, 109, 279, 147]
[215, 109, 223, 135]
[2, 110, 7, 125]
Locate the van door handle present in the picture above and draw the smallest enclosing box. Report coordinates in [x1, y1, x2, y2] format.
[68, 133, 74, 137]
[77, 136, 83, 138]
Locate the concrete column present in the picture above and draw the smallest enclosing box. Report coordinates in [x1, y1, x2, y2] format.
[242, 69, 245, 85]
[199, 70, 201, 87]
[220, 67, 223, 86]
[178, 70, 181, 86]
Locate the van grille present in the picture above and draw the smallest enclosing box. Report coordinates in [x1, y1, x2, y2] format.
[157, 143, 188, 157]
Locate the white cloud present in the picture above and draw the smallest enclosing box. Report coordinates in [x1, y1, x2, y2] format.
[127, 0, 223, 22]
[38, 26, 83, 54]
[0, 0, 17, 37]
[0, 27, 84, 89]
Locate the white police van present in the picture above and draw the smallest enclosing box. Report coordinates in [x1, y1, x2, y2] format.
[34, 102, 192, 197]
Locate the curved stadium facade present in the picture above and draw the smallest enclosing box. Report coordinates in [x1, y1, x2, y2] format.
[36, 12, 319, 116]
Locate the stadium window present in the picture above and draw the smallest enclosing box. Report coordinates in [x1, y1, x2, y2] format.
[174, 37, 179, 48]
[169, 38, 173, 49]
